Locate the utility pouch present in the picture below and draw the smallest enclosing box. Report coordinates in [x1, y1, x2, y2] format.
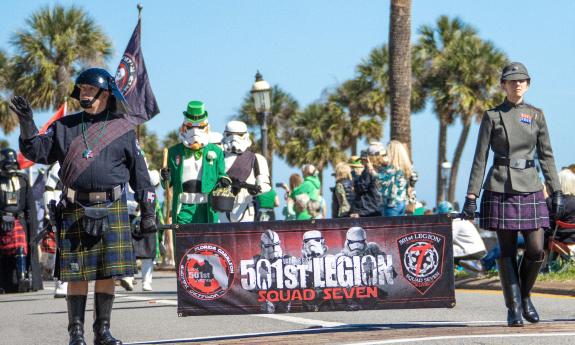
[82, 207, 110, 237]
[1, 214, 15, 233]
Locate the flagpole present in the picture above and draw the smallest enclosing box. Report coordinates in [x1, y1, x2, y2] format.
[136, 1, 143, 140]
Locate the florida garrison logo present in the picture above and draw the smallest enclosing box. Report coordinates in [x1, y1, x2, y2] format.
[397, 232, 445, 294]
[179, 243, 235, 300]
[115, 53, 137, 95]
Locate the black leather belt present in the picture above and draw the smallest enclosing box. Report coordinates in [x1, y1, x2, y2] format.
[64, 185, 123, 204]
[183, 180, 202, 193]
[494, 157, 535, 169]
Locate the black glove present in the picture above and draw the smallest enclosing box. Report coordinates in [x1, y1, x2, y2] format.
[10, 96, 38, 139]
[461, 196, 477, 220]
[216, 177, 231, 189]
[247, 185, 262, 196]
[552, 191, 565, 220]
[9, 96, 33, 121]
[140, 216, 157, 234]
[160, 168, 170, 181]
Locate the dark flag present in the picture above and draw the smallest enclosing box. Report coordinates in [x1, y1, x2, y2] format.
[115, 19, 160, 125]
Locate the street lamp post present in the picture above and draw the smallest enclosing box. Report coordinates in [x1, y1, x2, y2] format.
[441, 160, 452, 203]
[251, 71, 272, 160]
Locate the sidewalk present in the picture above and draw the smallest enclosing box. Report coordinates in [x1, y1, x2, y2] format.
[455, 275, 575, 296]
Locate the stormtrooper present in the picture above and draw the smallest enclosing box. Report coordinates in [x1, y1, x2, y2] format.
[162, 101, 229, 225]
[220, 120, 271, 222]
[253, 229, 297, 313]
[43, 162, 67, 297]
[337, 226, 396, 310]
[300, 230, 336, 311]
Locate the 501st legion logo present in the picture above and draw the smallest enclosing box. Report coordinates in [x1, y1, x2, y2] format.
[115, 53, 137, 95]
[396, 232, 445, 294]
[178, 243, 235, 300]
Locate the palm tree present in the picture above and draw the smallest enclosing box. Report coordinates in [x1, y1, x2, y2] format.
[415, 16, 507, 204]
[388, 0, 413, 152]
[356, 44, 427, 150]
[328, 78, 383, 155]
[282, 102, 347, 185]
[162, 130, 180, 150]
[0, 50, 17, 134]
[235, 85, 299, 179]
[138, 124, 164, 171]
[7, 5, 112, 112]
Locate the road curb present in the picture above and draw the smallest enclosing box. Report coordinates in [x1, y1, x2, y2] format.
[455, 276, 575, 297]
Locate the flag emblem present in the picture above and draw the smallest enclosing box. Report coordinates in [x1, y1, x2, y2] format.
[116, 54, 137, 95]
[520, 113, 532, 124]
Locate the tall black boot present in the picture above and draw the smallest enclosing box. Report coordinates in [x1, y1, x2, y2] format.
[497, 257, 523, 327]
[93, 293, 122, 345]
[519, 255, 544, 323]
[67, 295, 87, 345]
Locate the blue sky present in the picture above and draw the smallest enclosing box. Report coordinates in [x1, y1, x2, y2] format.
[1, 0, 574, 214]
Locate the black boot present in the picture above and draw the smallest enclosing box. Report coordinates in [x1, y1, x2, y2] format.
[67, 295, 87, 345]
[497, 257, 523, 327]
[520, 255, 544, 323]
[93, 293, 122, 345]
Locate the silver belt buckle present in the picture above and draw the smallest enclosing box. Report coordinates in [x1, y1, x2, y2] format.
[511, 159, 526, 169]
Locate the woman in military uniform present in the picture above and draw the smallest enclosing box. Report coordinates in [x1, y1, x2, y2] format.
[462, 62, 563, 327]
[12, 68, 157, 345]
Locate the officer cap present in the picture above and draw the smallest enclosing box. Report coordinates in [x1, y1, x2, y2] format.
[501, 62, 530, 81]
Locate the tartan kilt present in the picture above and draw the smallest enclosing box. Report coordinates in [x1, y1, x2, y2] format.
[58, 195, 136, 282]
[0, 220, 27, 256]
[480, 190, 550, 231]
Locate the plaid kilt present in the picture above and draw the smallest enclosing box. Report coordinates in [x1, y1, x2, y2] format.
[480, 190, 550, 231]
[58, 195, 136, 282]
[0, 220, 27, 256]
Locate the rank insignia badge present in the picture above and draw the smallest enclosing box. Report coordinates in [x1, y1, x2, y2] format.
[520, 113, 532, 124]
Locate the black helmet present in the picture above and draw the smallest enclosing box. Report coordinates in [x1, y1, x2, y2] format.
[70, 68, 130, 114]
[0, 148, 19, 173]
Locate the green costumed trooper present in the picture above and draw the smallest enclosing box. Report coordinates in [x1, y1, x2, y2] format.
[160, 101, 230, 224]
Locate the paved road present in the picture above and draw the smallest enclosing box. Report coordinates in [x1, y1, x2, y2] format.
[2, 271, 575, 345]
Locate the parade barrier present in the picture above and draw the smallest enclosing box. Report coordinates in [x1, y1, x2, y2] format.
[174, 215, 455, 316]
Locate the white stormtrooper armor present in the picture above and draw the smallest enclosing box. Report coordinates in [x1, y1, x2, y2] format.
[260, 229, 283, 260]
[220, 121, 271, 223]
[301, 230, 328, 259]
[179, 122, 209, 150]
[42, 163, 67, 297]
[342, 226, 368, 256]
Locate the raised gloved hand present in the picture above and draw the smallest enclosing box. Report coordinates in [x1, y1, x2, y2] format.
[140, 216, 157, 234]
[160, 168, 170, 181]
[552, 190, 565, 220]
[9, 96, 33, 122]
[216, 176, 231, 189]
[461, 196, 477, 220]
[10, 96, 38, 139]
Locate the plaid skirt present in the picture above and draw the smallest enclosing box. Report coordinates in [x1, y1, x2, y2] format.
[0, 220, 27, 256]
[480, 190, 550, 231]
[58, 195, 136, 282]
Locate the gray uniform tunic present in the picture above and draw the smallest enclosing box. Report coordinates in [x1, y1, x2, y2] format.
[467, 99, 560, 196]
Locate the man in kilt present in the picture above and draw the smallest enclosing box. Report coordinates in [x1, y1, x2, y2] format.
[462, 62, 563, 327]
[12, 67, 157, 345]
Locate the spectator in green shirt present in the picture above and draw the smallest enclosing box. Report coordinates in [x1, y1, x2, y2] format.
[256, 188, 280, 221]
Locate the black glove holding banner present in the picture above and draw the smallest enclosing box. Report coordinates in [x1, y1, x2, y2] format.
[9, 96, 38, 139]
[216, 176, 232, 189]
[247, 185, 262, 196]
[139, 201, 157, 234]
[461, 196, 477, 220]
[552, 190, 565, 220]
[160, 168, 170, 182]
